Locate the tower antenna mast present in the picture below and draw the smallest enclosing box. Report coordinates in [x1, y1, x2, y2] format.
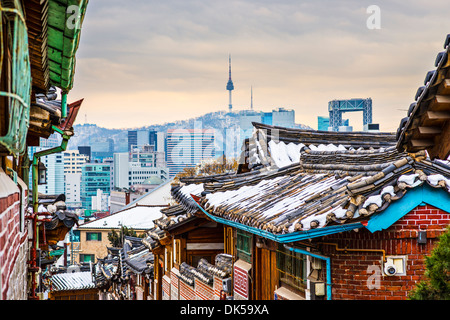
[226, 54, 234, 112]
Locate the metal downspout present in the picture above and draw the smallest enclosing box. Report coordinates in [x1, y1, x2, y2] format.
[61, 92, 68, 118]
[283, 244, 332, 300]
[32, 126, 70, 213]
[196, 198, 335, 299]
[29, 126, 70, 300]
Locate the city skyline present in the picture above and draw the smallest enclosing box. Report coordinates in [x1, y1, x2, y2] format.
[68, 0, 450, 132]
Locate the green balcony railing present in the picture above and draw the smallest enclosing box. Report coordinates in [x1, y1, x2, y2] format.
[0, 0, 31, 157]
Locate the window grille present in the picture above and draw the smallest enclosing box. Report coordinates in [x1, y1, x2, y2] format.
[276, 245, 307, 291]
[236, 229, 252, 263]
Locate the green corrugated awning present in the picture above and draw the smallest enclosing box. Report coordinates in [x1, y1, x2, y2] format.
[47, 0, 88, 92]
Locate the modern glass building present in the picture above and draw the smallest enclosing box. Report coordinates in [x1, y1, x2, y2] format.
[80, 163, 111, 210]
[238, 108, 296, 150]
[166, 129, 215, 177]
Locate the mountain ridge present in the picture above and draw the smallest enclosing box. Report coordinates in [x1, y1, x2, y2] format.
[67, 110, 313, 153]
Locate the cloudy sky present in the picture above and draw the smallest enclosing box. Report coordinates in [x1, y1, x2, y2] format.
[68, 0, 450, 131]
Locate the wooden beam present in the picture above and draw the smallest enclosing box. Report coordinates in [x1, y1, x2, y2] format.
[441, 79, 450, 95]
[427, 120, 450, 160]
[410, 139, 434, 148]
[417, 126, 442, 135]
[434, 95, 450, 109]
[426, 110, 450, 120]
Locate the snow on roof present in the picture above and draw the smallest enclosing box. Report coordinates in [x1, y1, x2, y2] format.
[78, 205, 164, 230]
[123, 179, 173, 209]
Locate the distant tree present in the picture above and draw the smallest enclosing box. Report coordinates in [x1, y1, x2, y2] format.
[173, 156, 238, 184]
[108, 226, 140, 247]
[409, 225, 450, 300]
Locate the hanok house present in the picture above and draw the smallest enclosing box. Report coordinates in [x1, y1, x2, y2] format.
[92, 236, 153, 300]
[0, 0, 88, 300]
[397, 33, 450, 161]
[48, 270, 97, 300]
[76, 205, 165, 264]
[141, 203, 232, 300]
[171, 121, 449, 300]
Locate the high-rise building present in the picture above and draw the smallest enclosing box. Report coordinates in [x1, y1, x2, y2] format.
[128, 130, 137, 152]
[63, 150, 88, 209]
[317, 117, 349, 131]
[113, 153, 129, 190]
[137, 130, 149, 147]
[64, 150, 88, 174]
[80, 162, 111, 210]
[113, 146, 168, 190]
[90, 138, 114, 161]
[78, 146, 91, 162]
[272, 108, 295, 128]
[166, 129, 215, 177]
[37, 151, 65, 195]
[238, 108, 296, 148]
[156, 131, 166, 160]
[149, 129, 157, 148]
[65, 173, 82, 209]
[28, 134, 64, 195]
[91, 189, 110, 212]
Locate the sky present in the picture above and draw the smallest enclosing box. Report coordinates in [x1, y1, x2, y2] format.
[68, 0, 450, 131]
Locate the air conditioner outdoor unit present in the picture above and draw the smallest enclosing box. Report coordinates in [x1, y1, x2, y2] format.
[222, 278, 232, 293]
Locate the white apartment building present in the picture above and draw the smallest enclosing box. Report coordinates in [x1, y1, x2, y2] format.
[37, 150, 65, 195]
[65, 173, 82, 209]
[91, 189, 110, 212]
[63, 150, 88, 209]
[113, 149, 169, 190]
[64, 150, 88, 174]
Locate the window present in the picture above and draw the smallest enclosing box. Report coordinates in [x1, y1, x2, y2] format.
[173, 239, 181, 265]
[276, 244, 306, 291]
[86, 232, 102, 241]
[224, 227, 234, 256]
[70, 230, 80, 242]
[236, 230, 252, 263]
[80, 254, 95, 263]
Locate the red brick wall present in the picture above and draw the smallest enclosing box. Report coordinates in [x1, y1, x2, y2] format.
[179, 280, 195, 300]
[213, 276, 223, 300]
[0, 192, 26, 299]
[195, 278, 214, 300]
[319, 204, 449, 300]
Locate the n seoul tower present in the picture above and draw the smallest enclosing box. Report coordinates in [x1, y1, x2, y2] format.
[226, 54, 234, 112]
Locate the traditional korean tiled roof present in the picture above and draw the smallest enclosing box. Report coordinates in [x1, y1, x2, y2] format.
[178, 254, 233, 286]
[93, 253, 119, 289]
[121, 237, 153, 276]
[50, 271, 95, 291]
[93, 237, 153, 289]
[36, 194, 79, 230]
[396, 34, 450, 160]
[172, 125, 450, 238]
[141, 203, 197, 251]
[243, 122, 397, 170]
